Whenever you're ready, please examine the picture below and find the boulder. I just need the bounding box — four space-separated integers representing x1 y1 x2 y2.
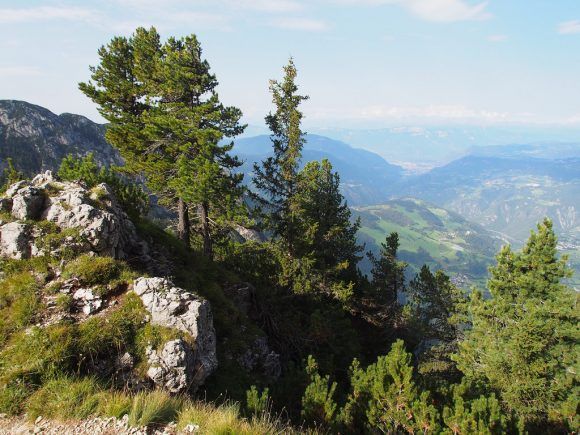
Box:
0 222 31 259
146 339 196 393
10 185 45 220
133 277 218 390
72 288 103 315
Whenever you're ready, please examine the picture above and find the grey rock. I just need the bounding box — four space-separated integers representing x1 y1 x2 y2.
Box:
146 339 195 393
10 185 45 220
0 176 149 261
232 225 264 243
134 277 218 389
0 222 31 259
72 288 103 315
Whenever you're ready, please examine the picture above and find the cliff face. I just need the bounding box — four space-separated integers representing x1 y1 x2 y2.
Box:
0 100 121 175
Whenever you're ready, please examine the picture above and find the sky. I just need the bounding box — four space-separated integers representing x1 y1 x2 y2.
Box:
1 0 579 128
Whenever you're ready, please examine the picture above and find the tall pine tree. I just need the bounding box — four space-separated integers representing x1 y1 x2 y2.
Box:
253 58 309 256
367 232 407 305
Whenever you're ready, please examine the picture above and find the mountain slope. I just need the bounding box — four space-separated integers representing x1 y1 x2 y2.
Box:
234 134 404 205
354 198 505 288
0 100 121 175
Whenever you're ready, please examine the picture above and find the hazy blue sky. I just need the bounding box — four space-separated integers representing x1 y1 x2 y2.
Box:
1 0 579 128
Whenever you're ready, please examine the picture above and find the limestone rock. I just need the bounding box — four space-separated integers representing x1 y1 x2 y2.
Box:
133 277 218 389
0 222 31 259
11 185 45 220
146 339 195 393
0 173 148 261
72 288 103 315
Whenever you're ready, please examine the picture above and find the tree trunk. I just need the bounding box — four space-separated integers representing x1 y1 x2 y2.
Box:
199 202 212 258
177 198 191 248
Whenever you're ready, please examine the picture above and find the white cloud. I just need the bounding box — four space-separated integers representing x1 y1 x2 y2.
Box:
329 0 490 22
270 17 329 31
0 6 95 24
558 20 580 34
307 104 539 124
487 34 507 42
0 66 42 77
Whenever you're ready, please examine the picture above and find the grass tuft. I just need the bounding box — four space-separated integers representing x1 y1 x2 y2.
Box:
128 390 184 427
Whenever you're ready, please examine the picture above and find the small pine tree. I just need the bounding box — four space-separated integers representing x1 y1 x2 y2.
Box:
367 232 407 305
341 340 439 433
301 355 338 428
406 265 467 387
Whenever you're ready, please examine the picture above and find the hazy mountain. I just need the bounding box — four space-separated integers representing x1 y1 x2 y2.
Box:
312 126 580 167
233 134 404 205
0 100 121 175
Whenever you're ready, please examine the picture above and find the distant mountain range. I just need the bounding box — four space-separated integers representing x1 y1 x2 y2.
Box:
233 134 403 205
310 125 580 166
2 100 578 288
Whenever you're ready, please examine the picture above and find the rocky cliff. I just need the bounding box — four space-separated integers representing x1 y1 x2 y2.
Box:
0 100 121 175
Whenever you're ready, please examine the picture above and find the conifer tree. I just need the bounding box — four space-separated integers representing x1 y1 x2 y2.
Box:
406 266 466 385
454 219 579 431
253 59 309 256
80 27 245 255
367 232 407 304
294 159 362 282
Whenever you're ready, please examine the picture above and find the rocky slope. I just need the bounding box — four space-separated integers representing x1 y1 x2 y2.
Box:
0 100 121 176
0 172 280 432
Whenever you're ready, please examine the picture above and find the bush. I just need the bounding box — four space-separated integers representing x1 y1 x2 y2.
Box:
301 355 337 428
246 385 270 417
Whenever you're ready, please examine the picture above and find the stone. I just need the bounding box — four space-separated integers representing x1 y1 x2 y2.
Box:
233 225 264 243
146 339 196 393
134 277 217 389
10 185 45 220
72 288 103 315
0 222 31 259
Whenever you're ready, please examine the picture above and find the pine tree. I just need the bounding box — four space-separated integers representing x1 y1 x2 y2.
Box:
454 219 579 431
367 232 407 305
79 27 245 254
341 340 439 433
253 59 309 256
406 266 467 386
294 159 362 283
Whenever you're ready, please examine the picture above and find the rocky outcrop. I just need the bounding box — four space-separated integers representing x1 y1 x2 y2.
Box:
0 222 31 259
133 277 218 392
0 171 148 261
146 339 195 394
